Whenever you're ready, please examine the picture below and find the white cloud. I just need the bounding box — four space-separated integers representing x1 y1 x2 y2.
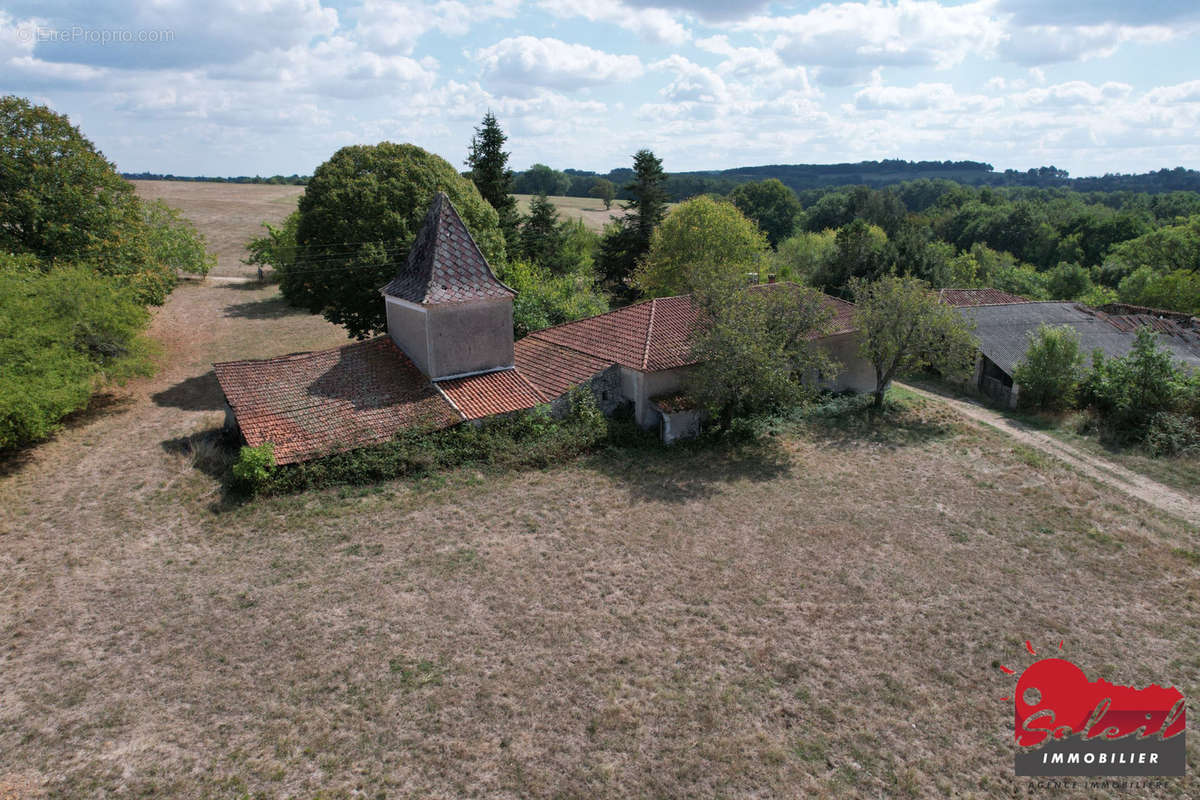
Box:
537 0 689 46
997 22 1177 65
1013 80 1133 108
739 0 1004 71
356 0 520 54
651 55 727 103
474 36 643 93
1144 80 1200 105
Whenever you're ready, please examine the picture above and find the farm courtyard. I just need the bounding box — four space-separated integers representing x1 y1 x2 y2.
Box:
1 185 1198 798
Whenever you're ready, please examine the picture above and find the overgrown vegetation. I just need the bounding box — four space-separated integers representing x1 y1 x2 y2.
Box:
244 388 613 495
1012 324 1085 412
0 95 210 450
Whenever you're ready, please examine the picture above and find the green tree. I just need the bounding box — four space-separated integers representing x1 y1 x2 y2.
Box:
1118 267 1200 314
589 178 616 210
0 257 154 449
1080 327 1188 437
634 196 768 297
515 163 571 196
811 219 889 294
1045 261 1092 300
466 111 519 248
245 210 299 278
287 142 504 339
0 95 207 305
729 178 802 247
599 149 668 296
520 194 563 269
851 275 977 407
770 230 837 283
688 268 837 430
1012 324 1085 411
497 258 608 338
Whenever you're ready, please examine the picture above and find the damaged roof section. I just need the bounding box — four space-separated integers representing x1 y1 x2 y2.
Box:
213 337 461 464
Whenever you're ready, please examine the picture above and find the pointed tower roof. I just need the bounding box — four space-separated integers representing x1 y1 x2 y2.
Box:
382 192 514 304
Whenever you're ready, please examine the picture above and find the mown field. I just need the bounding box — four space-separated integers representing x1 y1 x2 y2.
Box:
1 183 1198 799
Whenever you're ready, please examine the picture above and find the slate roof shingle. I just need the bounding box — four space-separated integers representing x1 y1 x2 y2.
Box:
213 337 461 465
954 302 1200 378
381 192 514 305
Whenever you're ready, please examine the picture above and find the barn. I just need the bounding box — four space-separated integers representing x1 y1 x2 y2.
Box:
215 193 877 463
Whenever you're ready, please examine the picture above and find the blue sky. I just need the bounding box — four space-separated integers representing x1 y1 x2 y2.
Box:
3 1 1199 177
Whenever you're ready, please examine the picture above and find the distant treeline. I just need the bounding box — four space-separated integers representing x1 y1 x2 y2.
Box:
123 172 309 185
126 161 1200 198
514 161 1200 202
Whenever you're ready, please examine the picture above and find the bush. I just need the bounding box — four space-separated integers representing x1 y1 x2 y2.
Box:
1145 412 1200 457
497 258 607 338
1012 324 1084 412
1079 327 1189 441
0 258 154 450
231 443 275 493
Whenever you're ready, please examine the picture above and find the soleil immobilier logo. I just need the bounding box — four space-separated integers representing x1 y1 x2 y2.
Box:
1002 642 1185 777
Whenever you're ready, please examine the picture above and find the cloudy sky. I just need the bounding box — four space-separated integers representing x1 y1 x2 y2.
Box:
3 1 1199 177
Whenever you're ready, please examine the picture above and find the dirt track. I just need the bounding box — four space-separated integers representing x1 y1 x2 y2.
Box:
900 382 1200 529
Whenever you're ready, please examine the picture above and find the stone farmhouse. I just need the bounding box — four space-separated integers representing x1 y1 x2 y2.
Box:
939 289 1200 408
214 193 875 464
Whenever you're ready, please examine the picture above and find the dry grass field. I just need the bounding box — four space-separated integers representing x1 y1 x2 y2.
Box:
131 180 304 278
515 194 631 233
2 183 1198 798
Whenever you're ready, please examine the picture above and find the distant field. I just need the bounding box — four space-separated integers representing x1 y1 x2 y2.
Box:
515 193 628 233
131 180 303 278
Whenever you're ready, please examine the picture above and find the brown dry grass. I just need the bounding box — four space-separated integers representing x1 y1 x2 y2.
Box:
131 180 304 278
1 278 1198 798
515 194 633 233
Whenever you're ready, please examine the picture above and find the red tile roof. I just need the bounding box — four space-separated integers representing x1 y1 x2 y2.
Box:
938 288 1029 307
513 337 613 400
381 192 514 305
213 337 461 465
437 368 545 420
527 285 857 373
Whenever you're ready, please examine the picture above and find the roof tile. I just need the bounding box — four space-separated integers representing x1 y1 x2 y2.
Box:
214 337 460 465
437 368 545 420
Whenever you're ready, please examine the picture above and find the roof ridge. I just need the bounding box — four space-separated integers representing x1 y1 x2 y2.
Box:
642 298 658 371
513 366 550 403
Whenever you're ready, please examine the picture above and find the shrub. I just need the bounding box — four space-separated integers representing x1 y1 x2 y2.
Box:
1012 324 1084 412
0 258 154 450
231 443 275 493
1079 327 1189 441
1144 412 1200 457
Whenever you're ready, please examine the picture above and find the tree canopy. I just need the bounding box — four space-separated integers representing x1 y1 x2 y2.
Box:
851 275 977 407
284 142 504 339
688 271 835 429
515 163 571 196
729 178 802 247
634 196 768 297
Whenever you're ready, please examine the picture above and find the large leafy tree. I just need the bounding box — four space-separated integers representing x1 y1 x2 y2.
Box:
634 196 768 297
729 178 802 247
466 111 519 247
851 275 977 407
588 178 616 210
0 95 210 305
688 267 836 430
286 143 504 339
599 149 668 296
